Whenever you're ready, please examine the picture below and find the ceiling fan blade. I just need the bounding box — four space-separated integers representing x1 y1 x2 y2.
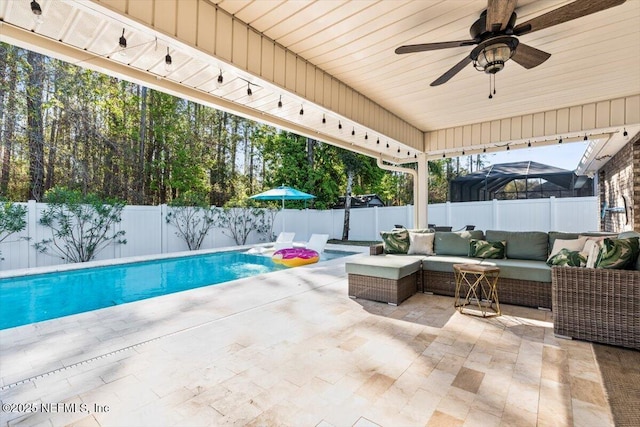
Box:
486 0 517 32
395 40 477 54
511 43 551 69
430 56 473 86
514 0 626 36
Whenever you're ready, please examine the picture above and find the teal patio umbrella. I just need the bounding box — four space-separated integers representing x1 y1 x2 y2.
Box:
250 185 316 231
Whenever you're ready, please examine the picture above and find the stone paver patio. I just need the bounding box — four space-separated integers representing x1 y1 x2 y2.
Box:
0 252 612 426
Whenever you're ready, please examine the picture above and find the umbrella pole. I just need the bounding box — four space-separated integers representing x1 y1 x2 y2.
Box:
282 197 285 232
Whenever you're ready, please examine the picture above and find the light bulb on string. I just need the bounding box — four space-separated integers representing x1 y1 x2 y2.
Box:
118 29 127 57
164 47 173 72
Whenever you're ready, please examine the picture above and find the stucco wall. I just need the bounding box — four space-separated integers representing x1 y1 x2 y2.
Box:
599 133 640 232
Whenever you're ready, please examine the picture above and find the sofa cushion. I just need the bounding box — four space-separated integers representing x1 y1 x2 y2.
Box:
595 237 640 270
469 239 506 259
434 230 484 256
380 229 410 254
345 255 422 280
408 231 435 255
486 230 548 261
423 255 551 282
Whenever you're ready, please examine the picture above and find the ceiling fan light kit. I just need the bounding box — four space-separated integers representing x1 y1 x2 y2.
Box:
394 0 627 96
474 42 513 74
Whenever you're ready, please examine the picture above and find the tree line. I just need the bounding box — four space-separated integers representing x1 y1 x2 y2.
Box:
0 43 481 211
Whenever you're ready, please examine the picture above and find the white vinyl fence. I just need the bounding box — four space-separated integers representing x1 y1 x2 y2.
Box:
2 197 598 271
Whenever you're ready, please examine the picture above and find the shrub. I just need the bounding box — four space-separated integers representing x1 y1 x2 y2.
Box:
34 188 126 263
166 193 220 251
217 207 275 246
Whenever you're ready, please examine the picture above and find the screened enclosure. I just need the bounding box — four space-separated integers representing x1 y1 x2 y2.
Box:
449 161 594 202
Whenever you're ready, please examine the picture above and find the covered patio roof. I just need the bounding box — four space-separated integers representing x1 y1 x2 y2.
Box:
1 0 639 226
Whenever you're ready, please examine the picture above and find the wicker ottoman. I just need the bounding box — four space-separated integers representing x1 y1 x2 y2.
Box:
345 256 421 305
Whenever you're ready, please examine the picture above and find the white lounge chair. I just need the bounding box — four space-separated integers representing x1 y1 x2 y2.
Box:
303 234 329 254
247 232 295 254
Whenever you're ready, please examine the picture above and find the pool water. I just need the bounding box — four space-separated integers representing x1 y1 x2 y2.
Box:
0 250 354 330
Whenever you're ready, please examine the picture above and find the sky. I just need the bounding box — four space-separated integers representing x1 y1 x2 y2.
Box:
481 141 589 171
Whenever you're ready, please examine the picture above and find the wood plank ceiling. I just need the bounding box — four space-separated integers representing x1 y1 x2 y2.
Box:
1 0 639 169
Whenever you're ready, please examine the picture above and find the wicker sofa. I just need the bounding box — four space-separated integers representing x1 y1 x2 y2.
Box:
349 228 640 349
367 230 568 309
552 230 640 350
347 230 640 350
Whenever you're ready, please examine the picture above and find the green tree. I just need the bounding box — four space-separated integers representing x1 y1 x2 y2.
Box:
34 188 126 263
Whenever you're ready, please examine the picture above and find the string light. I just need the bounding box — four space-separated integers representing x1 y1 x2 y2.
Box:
164 47 173 72
376 138 380 145
623 128 628 137
118 29 127 56
322 114 326 124
584 135 588 141
386 142 389 148
217 71 223 84
483 147 486 153
558 137 562 144
351 128 355 136
246 83 252 96
506 145 510 151
527 141 531 147
442 153 446 158
364 133 368 140
30 0 43 23
299 105 304 115
31 0 42 15
338 121 342 130
277 95 282 108
397 148 401 153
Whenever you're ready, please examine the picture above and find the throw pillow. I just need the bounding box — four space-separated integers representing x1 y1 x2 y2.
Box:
547 237 588 263
380 229 410 254
546 248 587 267
583 239 601 268
580 236 611 268
407 231 435 255
595 237 640 269
469 239 506 259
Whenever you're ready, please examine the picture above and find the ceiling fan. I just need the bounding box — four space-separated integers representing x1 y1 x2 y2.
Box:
395 0 627 91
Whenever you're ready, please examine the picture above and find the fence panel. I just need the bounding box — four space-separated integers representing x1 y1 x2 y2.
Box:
447 201 493 231
1 197 600 271
120 205 163 257
554 197 600 232
348 208 375 241
496 199 552 231
378 206 413 232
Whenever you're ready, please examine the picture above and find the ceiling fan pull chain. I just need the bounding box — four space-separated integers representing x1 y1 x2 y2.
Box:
493 73 497 96
489 74 493 99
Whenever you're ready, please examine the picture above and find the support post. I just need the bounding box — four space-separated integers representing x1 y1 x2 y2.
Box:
416 154 429 229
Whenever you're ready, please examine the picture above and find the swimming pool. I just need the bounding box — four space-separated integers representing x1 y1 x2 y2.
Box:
0 250 355 330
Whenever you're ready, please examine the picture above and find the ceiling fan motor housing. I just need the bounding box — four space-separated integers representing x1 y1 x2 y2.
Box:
470 36 519 74
470 11 517 39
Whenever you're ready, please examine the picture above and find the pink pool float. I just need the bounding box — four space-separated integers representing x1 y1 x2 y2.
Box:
272 248 320 267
